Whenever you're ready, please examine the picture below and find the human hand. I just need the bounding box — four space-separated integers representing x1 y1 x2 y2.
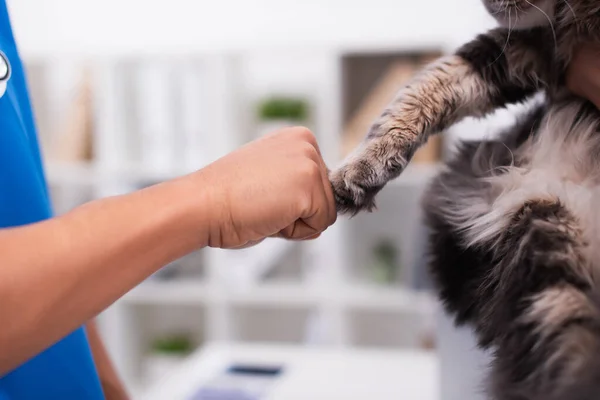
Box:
567 43 600 109
194 127 337 249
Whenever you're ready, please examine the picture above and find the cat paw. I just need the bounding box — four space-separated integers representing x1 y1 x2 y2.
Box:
331 121 411 215
329 161 385 215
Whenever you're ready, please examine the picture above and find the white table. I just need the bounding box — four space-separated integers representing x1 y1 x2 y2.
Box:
437 310 489 400
140 343 439 400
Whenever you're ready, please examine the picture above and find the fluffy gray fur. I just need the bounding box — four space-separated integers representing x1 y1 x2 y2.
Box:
330 1 600 399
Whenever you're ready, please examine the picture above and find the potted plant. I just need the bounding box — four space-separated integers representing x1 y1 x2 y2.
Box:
369 240 400 285
144 334 195 383
256 96 309 137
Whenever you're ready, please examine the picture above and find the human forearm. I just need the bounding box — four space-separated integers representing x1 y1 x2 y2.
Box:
87 320 129 400
0 176 207 374
0 127 335 375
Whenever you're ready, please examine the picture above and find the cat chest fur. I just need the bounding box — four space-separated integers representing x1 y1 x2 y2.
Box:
447 101 600 265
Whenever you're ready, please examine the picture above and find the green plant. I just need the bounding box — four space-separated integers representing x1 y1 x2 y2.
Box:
370 240 399 284
374 241 396 264
150 335 194 355
258 97 309 122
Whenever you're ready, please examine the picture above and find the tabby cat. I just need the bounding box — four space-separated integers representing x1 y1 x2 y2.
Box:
330 1 600 399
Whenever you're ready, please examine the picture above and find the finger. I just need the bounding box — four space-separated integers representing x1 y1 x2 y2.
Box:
231 238 266 249
303 233 321 241
277 220 320 240
318 160 337 226
313 165 333 228
294 127 319 151
302 133 337 226
317 167 336 227
272 231 321 241
301 173 333 234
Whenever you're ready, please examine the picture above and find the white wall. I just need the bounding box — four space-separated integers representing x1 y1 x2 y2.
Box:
7 0 497 57
7 0 500 151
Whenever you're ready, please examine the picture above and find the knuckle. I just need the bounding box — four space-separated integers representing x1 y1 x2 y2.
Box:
304 160 322 180
297 161 322 191
294 126 317 144
297 192 313 213
299 142 319 160
331 216 338 226
329 208 338 225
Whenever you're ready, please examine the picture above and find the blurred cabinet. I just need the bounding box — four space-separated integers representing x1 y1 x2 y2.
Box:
24 47 445 396
340 51 443 162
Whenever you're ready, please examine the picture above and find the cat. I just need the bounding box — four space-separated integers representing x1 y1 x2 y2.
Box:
329 1 600 399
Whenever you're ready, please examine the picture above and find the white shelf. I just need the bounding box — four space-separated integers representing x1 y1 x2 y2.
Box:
344 284 435 314
123 280 211 305
217 239 300 288
121 279 435 314
44 161 98 186
226 283 320 307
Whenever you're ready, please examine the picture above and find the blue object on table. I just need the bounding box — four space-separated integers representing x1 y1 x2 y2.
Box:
188 364 284 400
190 388 260 400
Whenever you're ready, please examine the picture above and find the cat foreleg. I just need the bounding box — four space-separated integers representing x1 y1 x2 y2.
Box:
330 28 551 214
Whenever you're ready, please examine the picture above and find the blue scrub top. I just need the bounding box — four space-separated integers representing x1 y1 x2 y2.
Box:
0 2 105 399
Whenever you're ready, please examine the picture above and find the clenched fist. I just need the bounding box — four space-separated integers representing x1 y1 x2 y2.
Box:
193 127 337 249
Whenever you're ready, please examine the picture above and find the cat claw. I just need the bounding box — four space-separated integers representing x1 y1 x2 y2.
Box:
329 166 379 215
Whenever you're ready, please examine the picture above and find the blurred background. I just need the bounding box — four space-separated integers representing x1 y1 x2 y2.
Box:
6 0 518 399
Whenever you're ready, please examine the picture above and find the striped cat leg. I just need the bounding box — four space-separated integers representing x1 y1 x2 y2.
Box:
477 201 600 400
423 104 546 323
330 27 551 214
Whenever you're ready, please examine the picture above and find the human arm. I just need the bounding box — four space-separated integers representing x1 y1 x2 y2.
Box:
567 43 600 109
86 320 129 400
0 127 336 374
